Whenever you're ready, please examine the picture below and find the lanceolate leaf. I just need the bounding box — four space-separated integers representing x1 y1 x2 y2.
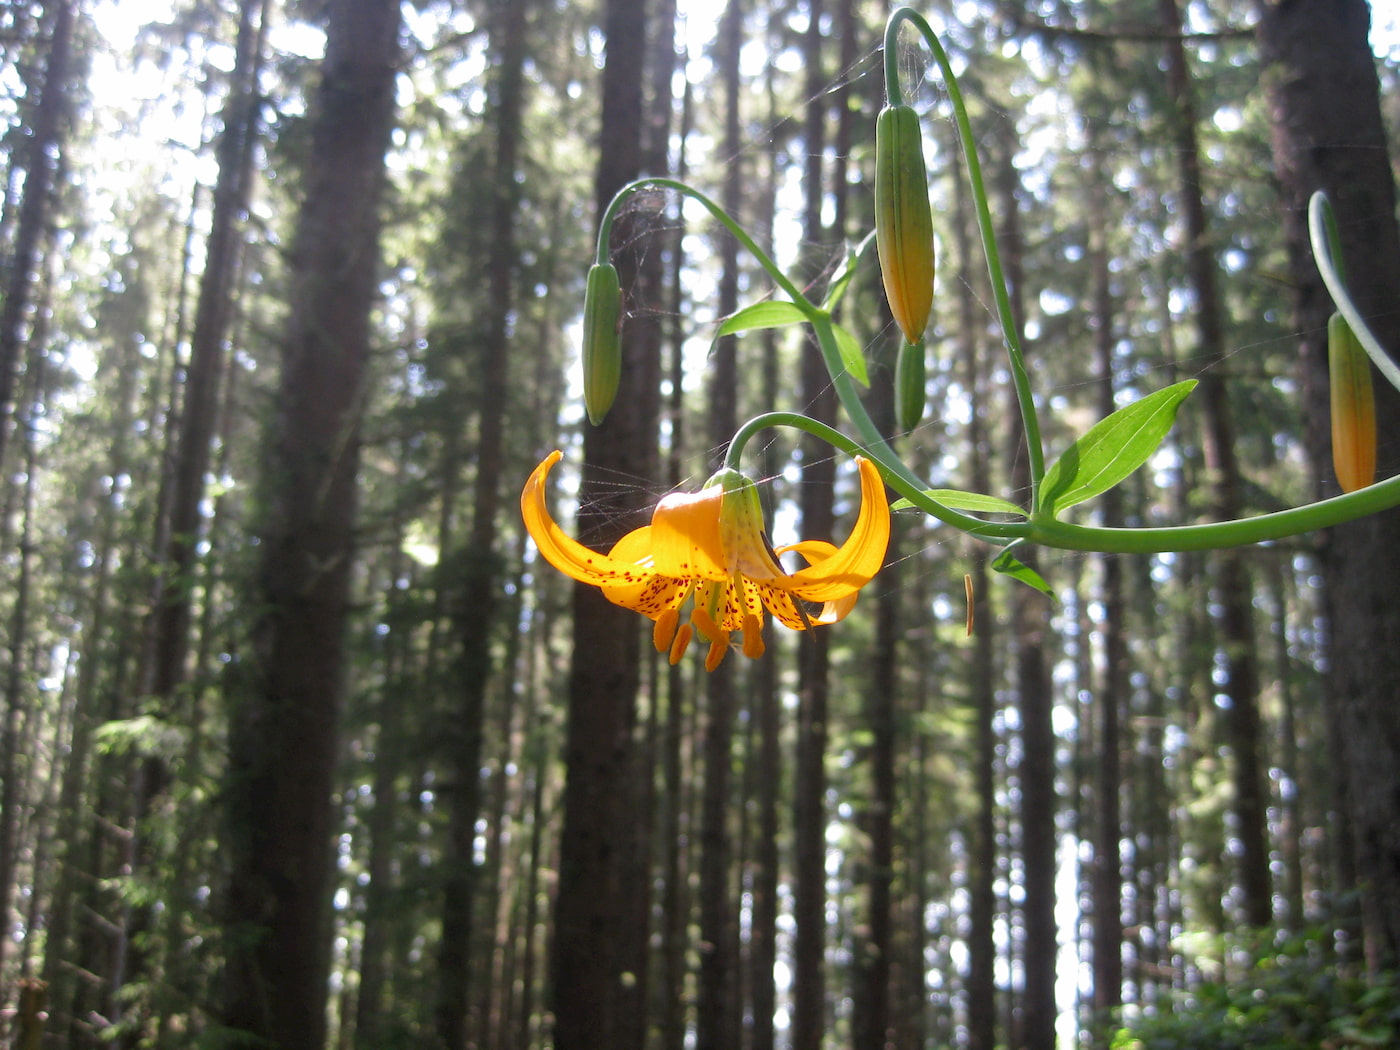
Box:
991 545 1054 597
715 299 808 338
820 238 864 313
892 488 1027 517
715 301 870 386
831 322 870 387
1038 379 1197 518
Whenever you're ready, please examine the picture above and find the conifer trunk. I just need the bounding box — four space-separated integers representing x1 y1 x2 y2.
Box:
695 1 741 1046
952 109 999 1050
549 0 654 1045
1258 0 1400 969
995 123 1057 1050
0 350 46 987
792 3 833 1046
1087 150 1125 1037
221 1 401 1044
1158 0 1272 930
433 2 530 1044
0 0 73 475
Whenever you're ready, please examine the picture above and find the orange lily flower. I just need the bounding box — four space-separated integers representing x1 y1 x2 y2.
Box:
521 451 891 670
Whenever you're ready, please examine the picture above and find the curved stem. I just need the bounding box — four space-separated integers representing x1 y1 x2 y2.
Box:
726 410 1028 541
1309 191 1400 392
882 17 906 107
1028 470 1400 552
883 7 1045 497
728 402 1400 555
597 176 814 311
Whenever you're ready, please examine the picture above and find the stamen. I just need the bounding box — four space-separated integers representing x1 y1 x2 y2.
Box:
669 623 693 665
742 613 765 659
653 606 680 653
692 604 726 645
705 638 728 672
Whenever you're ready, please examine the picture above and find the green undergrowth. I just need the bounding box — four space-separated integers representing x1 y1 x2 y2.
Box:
1112 927 1400 1050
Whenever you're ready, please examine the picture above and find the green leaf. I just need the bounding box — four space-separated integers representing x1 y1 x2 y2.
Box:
819 230 876 313
715 299 808 338
1037 379 1197 518
831 322 870 387
715 299 868 385
991 546 1054 597
820 243 860 313
892 489 1027 517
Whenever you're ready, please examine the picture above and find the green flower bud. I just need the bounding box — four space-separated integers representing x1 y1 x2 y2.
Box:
1328 311 1376 493
895 339 926 432
582 262 622 426
875 104 935 346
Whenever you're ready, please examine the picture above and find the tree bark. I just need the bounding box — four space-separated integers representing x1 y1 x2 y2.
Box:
951 105 999 1050
221 1 401 1045
995 123 1057 1050
0 349 47 990
747 89 784 1050
145 0 267 713
549 0 654 1045
1257 0 1400 970
856 416 898 1050
1158 0 1272 930
695 2 741 1047
1087 148 1125 1039
432 3 530 1045
0 0 73 475
792 3 833 1047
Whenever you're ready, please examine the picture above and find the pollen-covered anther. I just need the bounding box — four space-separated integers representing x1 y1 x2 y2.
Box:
653 607 680 653
705 638 729 672
669 623 693 665
742 613 765 659
692 605 726 646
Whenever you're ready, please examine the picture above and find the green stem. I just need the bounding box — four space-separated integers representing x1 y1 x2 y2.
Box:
883 6 1045 497
726 410 1026 541
1028 471 1400 552
1309 191 1400 392
596 176 812 309
728 403 1400 554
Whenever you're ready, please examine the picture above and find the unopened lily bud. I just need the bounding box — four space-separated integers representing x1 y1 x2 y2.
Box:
1328 311 1376 492
895 339 926 432
582 261 622 425
875 104 935 346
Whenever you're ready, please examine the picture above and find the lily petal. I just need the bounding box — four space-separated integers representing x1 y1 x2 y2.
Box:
522 451 659 589
649 488 729 581
766 541 861 627
783 457 889 601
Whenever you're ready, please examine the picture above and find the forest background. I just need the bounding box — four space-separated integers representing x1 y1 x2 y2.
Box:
1 0 1399 1047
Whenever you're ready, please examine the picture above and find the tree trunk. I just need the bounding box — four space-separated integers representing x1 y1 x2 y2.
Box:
1087 149 1125 1039
951 106 999 1050
695 2 741 1046
221 1 401 1045
792 3 833 1047
1257 0 1400 969
433 3 530 1045
549 0 654 1044
1158 0 1272 930
856 486 898 1050
995 123 1057 1050
747 98 783 1050
116 4 269 1029
0 349 47 989
0 0 73 475
353 543 414 1049
145 0 266 714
